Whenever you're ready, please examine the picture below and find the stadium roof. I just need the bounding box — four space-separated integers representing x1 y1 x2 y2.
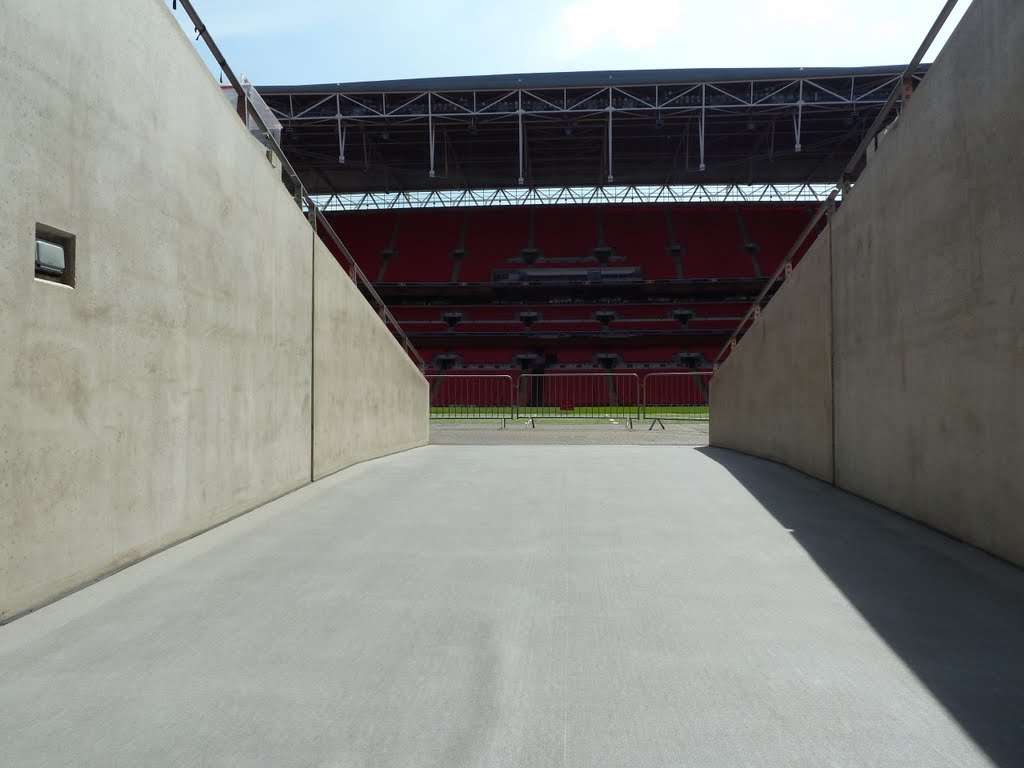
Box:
259 65 923 198
257 65 914 95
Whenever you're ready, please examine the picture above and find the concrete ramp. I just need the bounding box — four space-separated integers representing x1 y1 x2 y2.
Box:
2 446 1022 767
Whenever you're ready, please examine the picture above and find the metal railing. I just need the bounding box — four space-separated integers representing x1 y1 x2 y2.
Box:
642 372 712 423
713 0 965 367
315 182 839 211
516 373 641 423
427 375 515 422
170 0 425 370
424 372 718 429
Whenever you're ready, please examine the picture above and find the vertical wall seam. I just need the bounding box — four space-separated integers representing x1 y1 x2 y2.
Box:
828 214 838 487
310 219 316 483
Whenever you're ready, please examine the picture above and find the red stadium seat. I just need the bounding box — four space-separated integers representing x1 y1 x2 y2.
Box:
332 204 815 373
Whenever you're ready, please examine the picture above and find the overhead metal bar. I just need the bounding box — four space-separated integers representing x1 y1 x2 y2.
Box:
273 77 900 121
841 0 962 188
311 182 838 211
714 0 965 365
170 0 426 370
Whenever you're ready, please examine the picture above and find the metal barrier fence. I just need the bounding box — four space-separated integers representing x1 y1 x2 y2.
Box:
642 372 712 426
427 375 515 422
516 373 641 423
427 372 715 428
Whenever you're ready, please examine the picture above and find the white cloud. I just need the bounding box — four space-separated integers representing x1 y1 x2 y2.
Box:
165 0 977 84
752 0 849 26
560 0 688 57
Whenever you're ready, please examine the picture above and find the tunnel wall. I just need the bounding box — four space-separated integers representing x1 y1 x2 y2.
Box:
711 0 1024 566
312 239 429 480
709 232 834 484
0 0 427 621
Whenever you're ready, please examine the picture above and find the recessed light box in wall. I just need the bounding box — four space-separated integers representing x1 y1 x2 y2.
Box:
35 224 75 288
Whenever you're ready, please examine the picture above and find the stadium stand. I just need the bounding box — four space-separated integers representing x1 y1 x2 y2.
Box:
603 206 677 278
325 203 815 373
671 206 752 278
460 207 530 281
532 207 599 263
332 211 394 280
741 206 821 274
386 209 463 282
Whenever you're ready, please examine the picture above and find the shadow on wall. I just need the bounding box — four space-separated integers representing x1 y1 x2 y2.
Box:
697 447 1024 768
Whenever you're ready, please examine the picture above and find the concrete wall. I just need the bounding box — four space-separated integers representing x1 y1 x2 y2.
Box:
830 0 1024 564
710 232 834 483
711 0 1024 566
313 240 429 480
0 0 427 621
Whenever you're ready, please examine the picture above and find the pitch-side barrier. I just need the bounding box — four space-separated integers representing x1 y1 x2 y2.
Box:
427 374 515 425
641 372 712 430
427 372 713 429
516 373 641 428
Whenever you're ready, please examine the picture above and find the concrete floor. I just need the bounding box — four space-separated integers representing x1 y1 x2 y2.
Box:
430 420 710 446
2 445 1022 767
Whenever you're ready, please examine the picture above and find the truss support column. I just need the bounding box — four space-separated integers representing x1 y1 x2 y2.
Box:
428 93 436 179
517 104 525 185
794 80 803 152
337 125 346 164
607 106 614 184
699 84 706 172
516 114 524 185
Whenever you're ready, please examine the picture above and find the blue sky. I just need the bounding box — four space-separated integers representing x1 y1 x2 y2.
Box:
168 0 972 85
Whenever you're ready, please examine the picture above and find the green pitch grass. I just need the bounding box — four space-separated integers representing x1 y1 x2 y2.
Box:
430 405 708 421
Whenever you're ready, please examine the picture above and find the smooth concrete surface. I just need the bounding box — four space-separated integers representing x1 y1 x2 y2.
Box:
0 0 311 620
710 232 834 483
313 239 428 480
0 0 428 620
430 421 710 445
829 0 1024 565
2 446 1022 767
707 0 1024 565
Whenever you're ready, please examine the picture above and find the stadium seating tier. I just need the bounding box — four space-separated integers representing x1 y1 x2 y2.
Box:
326 204 816 372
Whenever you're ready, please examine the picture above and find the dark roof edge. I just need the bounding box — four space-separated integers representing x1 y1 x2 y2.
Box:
257 65 924 95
